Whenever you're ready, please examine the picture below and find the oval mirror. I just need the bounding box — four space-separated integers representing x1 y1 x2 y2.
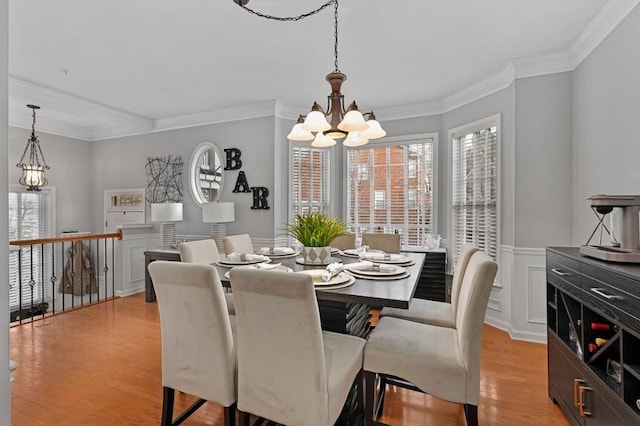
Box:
188 141 224 206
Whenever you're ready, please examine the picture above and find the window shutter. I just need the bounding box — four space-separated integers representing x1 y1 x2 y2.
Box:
452 126 498 262
290 146 330 217
9 189 53 309
346 139 434 247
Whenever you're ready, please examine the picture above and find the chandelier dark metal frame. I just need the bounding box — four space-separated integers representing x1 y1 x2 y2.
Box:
233 0 386 147
17 104 50 191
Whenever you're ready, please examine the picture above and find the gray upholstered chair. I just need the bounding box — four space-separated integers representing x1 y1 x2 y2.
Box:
179 239 235 315
148 261 237 426
330 232 356 250
223 234 254 255
229 268 365 426
379 243 480 327
361 232 401 253
363 251 498 426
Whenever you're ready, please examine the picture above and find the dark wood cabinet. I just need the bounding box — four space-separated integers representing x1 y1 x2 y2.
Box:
547 247 640 425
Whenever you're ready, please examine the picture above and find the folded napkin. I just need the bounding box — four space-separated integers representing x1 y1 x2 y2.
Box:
345 261 396 273
322 262 344 282
253 262 281 270
227 253 269 262
360 252 405 262
259 246 296 255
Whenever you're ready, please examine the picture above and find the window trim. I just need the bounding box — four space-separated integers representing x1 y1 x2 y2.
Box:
342 132 439 248
447 114 501 283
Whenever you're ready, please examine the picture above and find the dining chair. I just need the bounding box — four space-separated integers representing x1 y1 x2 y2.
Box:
223 234 254 255
361 232 401 253
179 239 235 315
229 268 366 426
363 251 498 426
379 243 480 327
330 232 356 250
148 261 237 426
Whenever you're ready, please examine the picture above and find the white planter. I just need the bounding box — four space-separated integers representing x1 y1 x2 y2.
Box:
302 246 332 265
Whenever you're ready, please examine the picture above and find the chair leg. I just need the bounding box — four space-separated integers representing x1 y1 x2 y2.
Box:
161 387 175 426
364 371 377 426
463 404 478 426
224 403 236 426
375 374 387 419
238 410 250 426
356 369 365 422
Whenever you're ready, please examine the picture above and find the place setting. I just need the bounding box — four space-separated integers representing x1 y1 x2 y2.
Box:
358 251 414 266
296 262 355 290
223 262 292 279
217 252 271 267
257 246 301 259
343 260 411 281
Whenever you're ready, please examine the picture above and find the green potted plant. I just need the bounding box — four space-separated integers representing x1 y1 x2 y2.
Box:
284 212 347 265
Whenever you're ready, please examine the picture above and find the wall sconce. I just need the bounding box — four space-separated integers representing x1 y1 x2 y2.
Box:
202 201 235 251
151 202 183 249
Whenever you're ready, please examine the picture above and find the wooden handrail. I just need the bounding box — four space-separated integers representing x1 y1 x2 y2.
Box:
9 229 123 246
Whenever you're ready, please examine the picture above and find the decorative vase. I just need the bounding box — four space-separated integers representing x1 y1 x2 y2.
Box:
301 246 332 265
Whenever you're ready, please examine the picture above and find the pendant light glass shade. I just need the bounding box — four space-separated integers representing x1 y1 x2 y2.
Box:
302 110 331 132
361 118 387 139
338 109 368 132
311 132 336 148
287 123 314 141
17 104 50 191
342 131 369 147
19 164 47 189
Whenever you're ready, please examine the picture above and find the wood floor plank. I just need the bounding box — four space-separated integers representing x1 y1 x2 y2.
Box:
10 293 569 425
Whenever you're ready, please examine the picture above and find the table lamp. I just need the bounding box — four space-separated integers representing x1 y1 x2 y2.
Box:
202 201 235 251
151 202 183 249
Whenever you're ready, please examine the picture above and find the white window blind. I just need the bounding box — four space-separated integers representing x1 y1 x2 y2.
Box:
346 139 435 247
9 188 54 309
290 146 330 217
451 124 498 262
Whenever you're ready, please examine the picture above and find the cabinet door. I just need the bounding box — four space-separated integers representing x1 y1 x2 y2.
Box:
582 385 625 426
549 334 583 425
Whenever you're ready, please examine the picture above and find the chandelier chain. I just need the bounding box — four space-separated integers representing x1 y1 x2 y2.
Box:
333 0 339 72
237 0 335 22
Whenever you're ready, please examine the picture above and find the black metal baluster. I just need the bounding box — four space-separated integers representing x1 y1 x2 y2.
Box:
96 238 101 302
18 249 23 324
28 245 36 323
61 241 66 312
70 241 75 309
79 241 84 307
50 241 57 315
111 237 115 298
103 238 109 299
40 243 45 319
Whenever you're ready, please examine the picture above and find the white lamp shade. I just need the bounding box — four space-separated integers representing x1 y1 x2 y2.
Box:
151 203 183 222
311 132 336 148
338 109 368 132
361 119 386 139
202 201 235 223
301 110 331 132
287 123 314 141
342 131 369 147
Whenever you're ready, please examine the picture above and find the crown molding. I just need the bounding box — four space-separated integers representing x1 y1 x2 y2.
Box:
441 64 515 113
570 0 640 68
375 100 442 121
154 100 278 132
511 51 574 79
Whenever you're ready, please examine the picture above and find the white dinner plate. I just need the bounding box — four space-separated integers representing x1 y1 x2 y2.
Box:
296 269 352 286
346 269 411 281
295 256 342 266
344 264 406 277
217 256 271 266
224 264 292 279
260 250 300 259
358 253 412 264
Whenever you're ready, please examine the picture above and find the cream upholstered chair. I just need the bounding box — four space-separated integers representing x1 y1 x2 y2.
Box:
229 268 365 426
361 232 401 253
223 234 254 255
363 251 498 426
179 239 235 315
330 232 356 250
147 261 237 426
379 243 480 327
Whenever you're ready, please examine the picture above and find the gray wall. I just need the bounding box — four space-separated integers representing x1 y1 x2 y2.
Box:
514 73 573 247
8 127 93 234
91 116 276 238
572 4 640 245
1 0 10 421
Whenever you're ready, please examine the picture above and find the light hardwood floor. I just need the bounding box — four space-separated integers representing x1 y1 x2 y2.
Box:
10 293 569 425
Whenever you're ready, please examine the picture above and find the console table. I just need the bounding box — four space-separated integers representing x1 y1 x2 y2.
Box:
144 249 180 302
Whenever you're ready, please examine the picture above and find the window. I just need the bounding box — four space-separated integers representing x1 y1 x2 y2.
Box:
290 145 330 217
450 116 499 263
346 136 435 247
8 186 55 309
357 164 369 181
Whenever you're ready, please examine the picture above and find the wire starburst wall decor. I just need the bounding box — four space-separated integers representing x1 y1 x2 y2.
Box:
145 155 184 203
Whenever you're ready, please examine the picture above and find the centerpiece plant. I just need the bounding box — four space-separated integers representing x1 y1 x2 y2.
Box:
285 212 347 265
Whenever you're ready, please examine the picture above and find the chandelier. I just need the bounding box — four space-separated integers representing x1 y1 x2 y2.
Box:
234 0 386 147
17 104 50 191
